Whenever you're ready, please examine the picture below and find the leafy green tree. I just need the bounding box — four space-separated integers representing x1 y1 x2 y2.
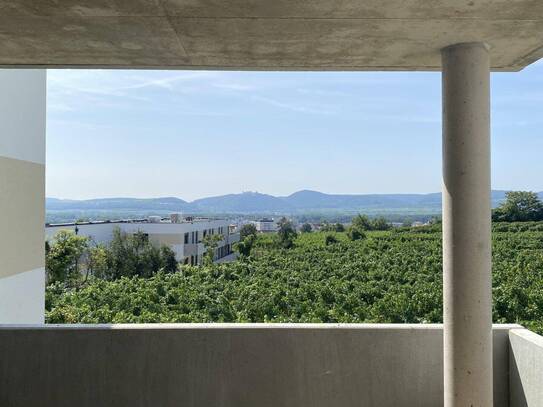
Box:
300 223 313 233
351 214 372 231
493 191 543 222
346 214 371 240
45 230 90 283
106 228 177 279
235 223 259 257
235 234 256 256
108 229 141 278
202 233 223 265
324 234 338 245
46 227 179 284
239 223 258 240
347 226 366 241
334 223 345 232
371 217 390 231
86 244 109 280
276 217 297 249
159 246 178 273
321 222 345 232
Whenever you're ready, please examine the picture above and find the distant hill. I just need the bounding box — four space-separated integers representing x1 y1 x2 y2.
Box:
46 190 542 215
191 192 290 213
281 190 443 210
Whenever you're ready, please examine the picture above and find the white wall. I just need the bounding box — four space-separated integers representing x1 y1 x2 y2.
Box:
0 70 46 164
46 220 232 243
46 223 117 243
0 268 45 324
46 219 232 262
0 69 46 324
509 328 543 406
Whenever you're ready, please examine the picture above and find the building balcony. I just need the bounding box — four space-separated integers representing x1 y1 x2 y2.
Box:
0 324 541 407
227 232 241 245
184 233 239 258
3 2 543 405
183 242 205 257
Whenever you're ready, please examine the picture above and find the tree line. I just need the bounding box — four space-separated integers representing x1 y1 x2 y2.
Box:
46 226 230 285
46 228 178 284
492 191 543 222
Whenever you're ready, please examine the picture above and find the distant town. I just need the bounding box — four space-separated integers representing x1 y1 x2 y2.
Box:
44 188 529 268
46 189 534 226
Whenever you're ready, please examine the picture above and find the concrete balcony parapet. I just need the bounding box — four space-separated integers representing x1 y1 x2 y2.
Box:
1 323 537 407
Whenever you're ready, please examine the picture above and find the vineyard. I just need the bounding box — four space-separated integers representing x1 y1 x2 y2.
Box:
46 223 543 333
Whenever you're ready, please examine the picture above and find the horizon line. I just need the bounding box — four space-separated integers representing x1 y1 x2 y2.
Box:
46 188 538 203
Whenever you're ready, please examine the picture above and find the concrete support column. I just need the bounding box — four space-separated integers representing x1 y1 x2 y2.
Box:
442 43 492 407
0 70 46 324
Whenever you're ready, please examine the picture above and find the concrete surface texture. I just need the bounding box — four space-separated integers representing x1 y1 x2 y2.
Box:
441 43 493 407
0 324 522 407
1 0 543 70
509 329 543 407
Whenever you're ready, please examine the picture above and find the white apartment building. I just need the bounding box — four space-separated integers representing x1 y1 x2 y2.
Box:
46 215 240 266
253 218 277 233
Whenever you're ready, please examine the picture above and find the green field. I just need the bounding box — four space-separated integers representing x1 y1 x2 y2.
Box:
46 223 543 333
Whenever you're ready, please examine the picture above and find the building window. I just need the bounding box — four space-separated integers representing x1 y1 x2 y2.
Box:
184 233 189 244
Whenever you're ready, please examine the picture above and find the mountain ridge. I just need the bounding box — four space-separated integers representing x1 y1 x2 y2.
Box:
46 190 540 214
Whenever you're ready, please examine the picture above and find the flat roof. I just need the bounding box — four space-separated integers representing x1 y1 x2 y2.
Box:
1 0 543 71
45 217 226 227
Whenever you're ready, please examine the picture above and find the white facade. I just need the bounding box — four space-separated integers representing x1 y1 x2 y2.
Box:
254 218 277 233
46 217 240 266
0 70 46 324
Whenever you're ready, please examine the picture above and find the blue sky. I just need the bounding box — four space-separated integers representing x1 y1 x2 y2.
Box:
47 60 543 201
